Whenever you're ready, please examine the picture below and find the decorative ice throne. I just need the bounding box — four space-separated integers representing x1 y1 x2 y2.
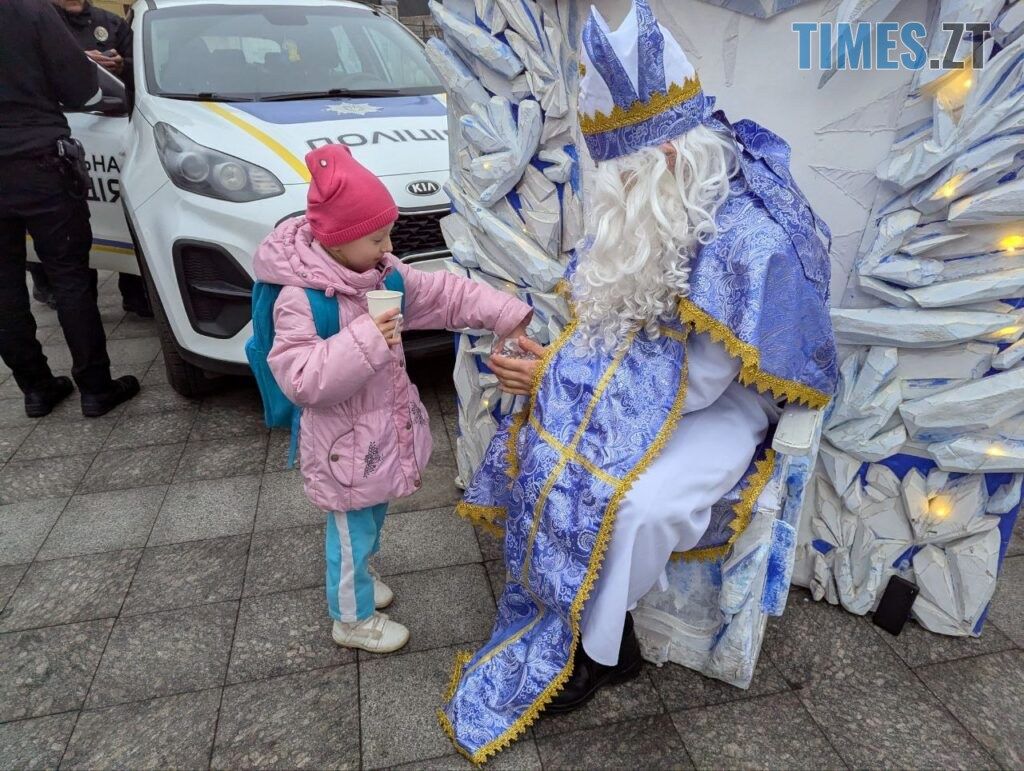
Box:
428 0 828 688
633 406 823 687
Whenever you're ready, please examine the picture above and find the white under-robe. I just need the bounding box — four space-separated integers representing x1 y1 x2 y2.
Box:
580 331 776 665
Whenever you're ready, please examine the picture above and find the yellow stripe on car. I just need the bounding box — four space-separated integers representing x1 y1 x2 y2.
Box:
202 102 311 183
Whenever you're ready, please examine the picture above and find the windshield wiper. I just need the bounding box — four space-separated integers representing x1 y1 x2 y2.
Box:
258 88 401 102
158 92 255 102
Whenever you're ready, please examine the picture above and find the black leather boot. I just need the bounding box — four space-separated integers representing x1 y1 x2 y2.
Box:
24 376 74 418
81 375 140 417
547 612 643 714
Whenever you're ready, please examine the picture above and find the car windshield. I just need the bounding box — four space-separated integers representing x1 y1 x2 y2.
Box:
143 5 442 100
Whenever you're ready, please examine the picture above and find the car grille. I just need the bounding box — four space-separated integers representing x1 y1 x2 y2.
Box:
392 209 448 260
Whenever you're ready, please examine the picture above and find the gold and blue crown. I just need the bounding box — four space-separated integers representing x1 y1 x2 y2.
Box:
579 0 711 162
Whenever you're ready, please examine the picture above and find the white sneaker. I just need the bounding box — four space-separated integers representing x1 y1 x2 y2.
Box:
332 612 409 653
369 565 394 609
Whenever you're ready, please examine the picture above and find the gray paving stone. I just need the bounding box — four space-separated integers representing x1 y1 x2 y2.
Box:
243 525 323 597
14 419 114 461
535 714 692 770
389 457 462 515
797 666 995 770
0 498 67 565
106 316 158 341
62 688 221 771
476 525 504 562
0 619 112 721
174 435 268 482
227 586 354 684
254 470 322 532
123 535 249 616
534 664 665 738
988 555 1024 646
388 738 543 771
484 559 506 601
650 653 790 712
379 564 494 654
148 475 260 546
191 391 267 441
671 691 841 770
360 645 473 768
104 337 162 365
0 549 139 632
1007 513 1023 557
103 409 195 450
434 380 457 416
0 455 93 504
0 712 77 770
872 613 1015 668
37 487 166 560
0 563 28 612
123 385 200 416
917 650 1024 769
141 358 169 386
77 444 184 494
763 588 906 686
263 429 293 473
375 507 482 577
0 425 33 464
87 602 236 709
0 397 37 428
213 665 360 770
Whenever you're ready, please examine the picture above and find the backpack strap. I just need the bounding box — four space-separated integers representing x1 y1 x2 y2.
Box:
384 268 406 314
304 288 341 339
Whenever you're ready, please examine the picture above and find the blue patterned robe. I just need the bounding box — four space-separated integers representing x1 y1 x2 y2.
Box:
440 114 837 763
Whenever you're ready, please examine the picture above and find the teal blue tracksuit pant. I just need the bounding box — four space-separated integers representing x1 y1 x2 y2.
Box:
325 504 388 623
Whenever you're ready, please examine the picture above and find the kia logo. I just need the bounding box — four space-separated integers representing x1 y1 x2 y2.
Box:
406 180 440 196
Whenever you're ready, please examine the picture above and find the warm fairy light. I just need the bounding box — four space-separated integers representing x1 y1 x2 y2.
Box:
999 235 1024 252
986 445 1007 457
929 496 952 519
936 174 965 199
932 66 975 111
994 325 1023 339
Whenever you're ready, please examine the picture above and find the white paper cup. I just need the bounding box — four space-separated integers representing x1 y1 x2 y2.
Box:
366 289 403 319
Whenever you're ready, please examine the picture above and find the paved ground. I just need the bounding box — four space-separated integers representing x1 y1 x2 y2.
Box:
1 271 1023 769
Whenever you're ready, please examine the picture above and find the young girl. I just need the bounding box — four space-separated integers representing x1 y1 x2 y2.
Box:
254 145 533 653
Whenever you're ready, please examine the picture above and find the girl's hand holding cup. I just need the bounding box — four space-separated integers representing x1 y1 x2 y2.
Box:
373 308 402 346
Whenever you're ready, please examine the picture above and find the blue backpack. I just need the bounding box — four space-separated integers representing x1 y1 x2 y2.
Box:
246 271 406 467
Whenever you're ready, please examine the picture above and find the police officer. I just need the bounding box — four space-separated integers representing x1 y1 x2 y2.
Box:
27 0 153 317
0 0 140 418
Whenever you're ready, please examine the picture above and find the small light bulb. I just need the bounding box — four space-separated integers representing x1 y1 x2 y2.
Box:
929 496 951 519
986 445 1007 457
999 235 1024 252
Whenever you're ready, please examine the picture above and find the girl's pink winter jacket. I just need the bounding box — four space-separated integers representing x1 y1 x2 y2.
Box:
253 217 532 513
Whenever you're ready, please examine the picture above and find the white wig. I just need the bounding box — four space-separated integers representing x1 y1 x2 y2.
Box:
572 123 740 352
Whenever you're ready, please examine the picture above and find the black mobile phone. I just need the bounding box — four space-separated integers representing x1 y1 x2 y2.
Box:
872 575 919 636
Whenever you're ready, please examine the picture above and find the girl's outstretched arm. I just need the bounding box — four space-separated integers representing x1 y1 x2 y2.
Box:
395 261 533 338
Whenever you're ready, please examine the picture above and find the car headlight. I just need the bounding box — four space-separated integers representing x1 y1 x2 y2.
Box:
154 122 284 202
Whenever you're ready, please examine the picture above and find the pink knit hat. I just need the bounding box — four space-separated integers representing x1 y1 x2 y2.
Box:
305 145 398 247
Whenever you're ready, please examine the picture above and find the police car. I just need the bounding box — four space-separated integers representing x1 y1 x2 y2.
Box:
60 0 451 396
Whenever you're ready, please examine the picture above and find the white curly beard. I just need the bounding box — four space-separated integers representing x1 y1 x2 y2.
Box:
572 124 740 353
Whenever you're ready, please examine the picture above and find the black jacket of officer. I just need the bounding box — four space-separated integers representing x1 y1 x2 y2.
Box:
57 1 133 94
0 0 99 157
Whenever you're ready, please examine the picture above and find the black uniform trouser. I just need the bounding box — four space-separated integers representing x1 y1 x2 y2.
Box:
27 263 148 306
0 153 112 394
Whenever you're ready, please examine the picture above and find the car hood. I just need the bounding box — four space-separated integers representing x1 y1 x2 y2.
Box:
140 93 450 185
